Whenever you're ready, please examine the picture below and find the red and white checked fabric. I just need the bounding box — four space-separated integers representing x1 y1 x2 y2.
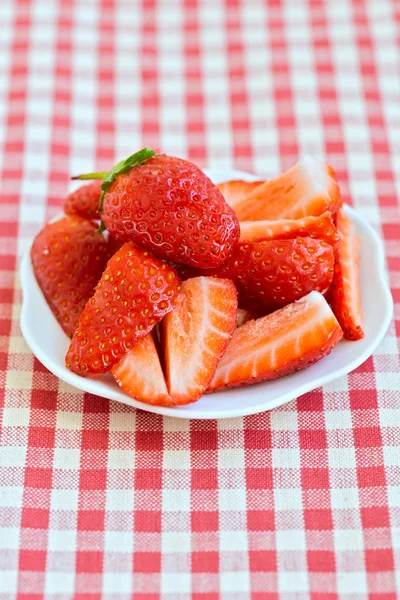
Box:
0 0 399 598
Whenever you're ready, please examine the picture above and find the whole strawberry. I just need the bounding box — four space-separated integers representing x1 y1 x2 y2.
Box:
64 180 102 220
31 216 109 337
174 237 335 314
217 237 335 312
65 242 181 376
73 149 240 268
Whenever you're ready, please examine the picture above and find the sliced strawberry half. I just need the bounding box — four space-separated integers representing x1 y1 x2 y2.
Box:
208 291 343 391
162 277 238 404
217 179 264 208
233 157 342 221
66 243 181 376
330 209 364 340
239 212 339 245
111 333 172 406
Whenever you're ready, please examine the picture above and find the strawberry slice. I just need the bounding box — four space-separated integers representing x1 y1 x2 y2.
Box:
64 180 102 220
162 277 238 404
240 212 339 245
208 291 343 391
217 179 264 208
236 308 255 328
31 216 109 337
330 209 364 340
111 333 172 406
233 157 342 221
204 237 334 313
66 243 180 376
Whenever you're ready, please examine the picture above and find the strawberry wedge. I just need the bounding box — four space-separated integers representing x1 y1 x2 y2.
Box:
330 209 364 340
233 157 342 221
217 179 264 208
111 334 172 406
239 212 339 245
162 277 238 404
208 291 343 391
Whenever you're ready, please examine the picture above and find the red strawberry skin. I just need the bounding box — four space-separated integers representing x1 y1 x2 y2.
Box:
175 238 335 313
101 155 240 269
31 216 109 337
107 234 125 258
66 243 180 376
217 238 334 312
64 180 102 220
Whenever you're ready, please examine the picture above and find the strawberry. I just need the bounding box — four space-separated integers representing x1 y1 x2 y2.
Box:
31 216 109 337
162 277 238 404
175 237 335 313
233 157 342 221
107 234 124 258
111 333 172 406
217 179 264 208
74 149 240 269
64 180 102 220
330 209 364 340
65 243 180 376
239 212 339 245
208 291 343 391
236 308 255 327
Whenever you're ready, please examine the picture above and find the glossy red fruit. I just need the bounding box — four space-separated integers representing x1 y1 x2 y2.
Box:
111 333 173 406
208 291 343 391
64 180 102 220
162 277 238 404
101 155 240 268
31 216 109 337
330 209 364 340
66 243 181 376
107 234 124 258
173 237 335 314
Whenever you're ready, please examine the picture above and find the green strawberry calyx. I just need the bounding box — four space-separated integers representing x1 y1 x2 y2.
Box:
71 147 156 231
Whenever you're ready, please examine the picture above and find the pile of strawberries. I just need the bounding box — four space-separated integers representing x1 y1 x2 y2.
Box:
31 149 363 406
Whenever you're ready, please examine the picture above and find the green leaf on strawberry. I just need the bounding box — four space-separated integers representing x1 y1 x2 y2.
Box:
71 147 156 230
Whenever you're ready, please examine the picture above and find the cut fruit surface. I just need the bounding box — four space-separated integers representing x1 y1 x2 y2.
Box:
217 179 264 208
239 212 339 245
208 291 343 391
163 277 238 404
330 209 364 340
236 308 255 328
111 334 172 406
233 157 342 221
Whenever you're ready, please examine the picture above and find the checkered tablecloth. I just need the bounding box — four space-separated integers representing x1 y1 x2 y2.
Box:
1 0 400 597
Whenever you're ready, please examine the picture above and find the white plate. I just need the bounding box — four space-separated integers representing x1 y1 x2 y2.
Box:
20 168 393 419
